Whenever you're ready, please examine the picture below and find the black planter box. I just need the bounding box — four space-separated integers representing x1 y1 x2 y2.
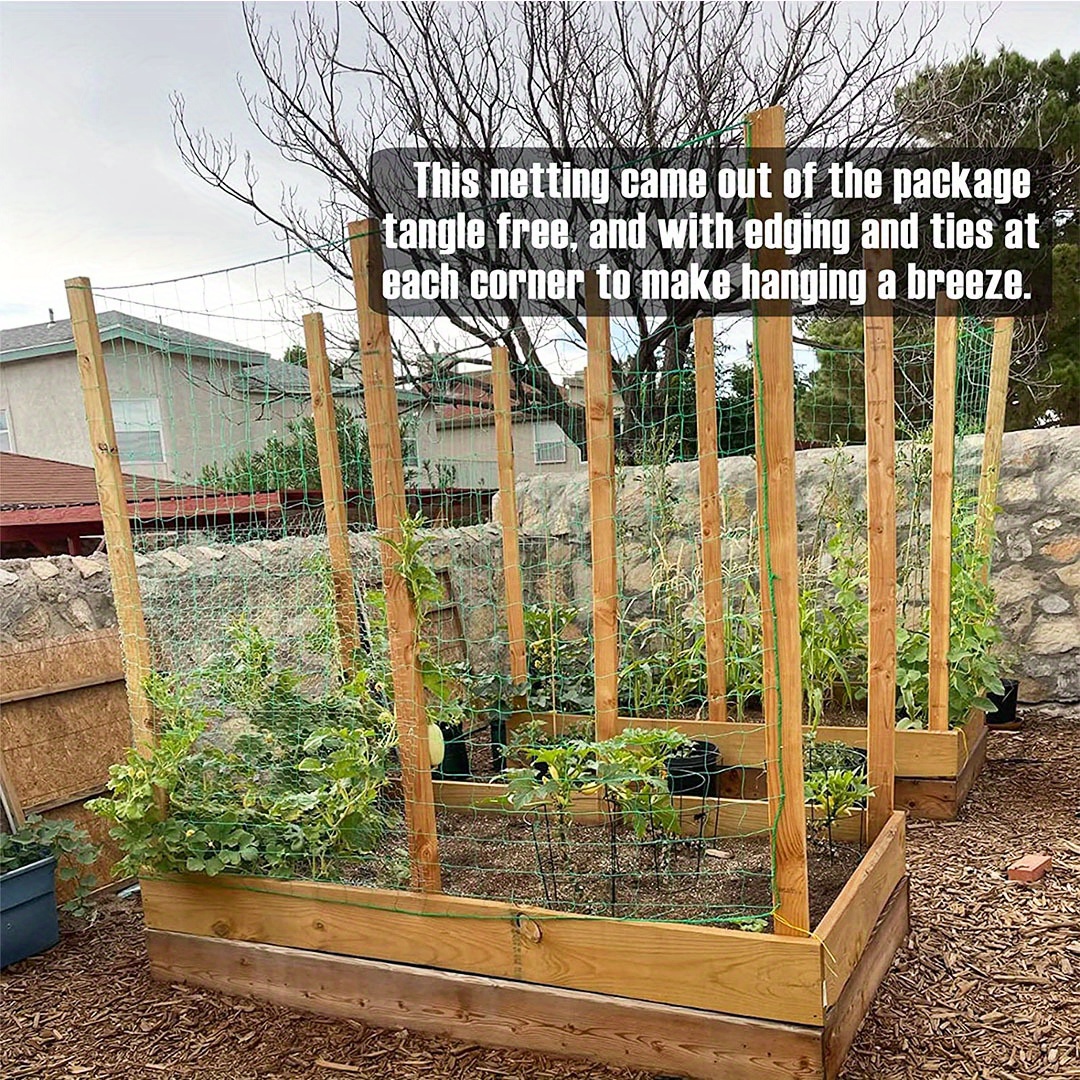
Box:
1 854 59 968
986 679 1020 727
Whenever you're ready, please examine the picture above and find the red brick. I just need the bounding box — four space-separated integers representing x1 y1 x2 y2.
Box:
1007 854 1052 883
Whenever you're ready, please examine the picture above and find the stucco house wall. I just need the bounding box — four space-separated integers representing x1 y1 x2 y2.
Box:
0 330 362 485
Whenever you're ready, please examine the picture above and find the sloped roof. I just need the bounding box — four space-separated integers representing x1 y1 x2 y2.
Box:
0 451 281 528
0 451 204 510
233 356 363 398
0 311 269 365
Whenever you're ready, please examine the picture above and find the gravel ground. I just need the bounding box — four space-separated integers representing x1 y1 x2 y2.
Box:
2 706 1077 1080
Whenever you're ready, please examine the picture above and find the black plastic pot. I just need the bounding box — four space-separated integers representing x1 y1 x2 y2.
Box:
1 854 59 968
987 679 1020 727
433 725 471 780
489 713 507 775
667 740 722 799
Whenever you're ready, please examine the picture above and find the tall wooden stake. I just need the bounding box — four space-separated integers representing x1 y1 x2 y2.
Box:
928 294 959 733
304 311 362 678
694 316 728 724
66 277 156 760
863 251 896 840
584 271 619 742
975 317 1015 572
491 345 528 691
747 106 810 936
348 220 441 892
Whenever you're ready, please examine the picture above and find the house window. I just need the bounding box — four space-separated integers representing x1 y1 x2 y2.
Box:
113 397 165 463
0 410 11 452
402 430 419 467
533 436 567 465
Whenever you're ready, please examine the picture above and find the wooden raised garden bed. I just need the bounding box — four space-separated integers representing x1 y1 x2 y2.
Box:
141 809 907 1080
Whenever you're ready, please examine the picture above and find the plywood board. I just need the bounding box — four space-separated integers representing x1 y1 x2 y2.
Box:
0 629 122 701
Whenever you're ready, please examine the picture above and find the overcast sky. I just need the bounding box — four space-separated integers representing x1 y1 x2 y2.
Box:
1 0 1075 363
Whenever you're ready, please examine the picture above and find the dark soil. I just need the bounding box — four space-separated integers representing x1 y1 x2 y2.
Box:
433 809 861 928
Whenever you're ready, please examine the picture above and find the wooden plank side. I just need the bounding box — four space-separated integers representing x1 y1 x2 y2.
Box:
491 345 528 688
975 317 1015 566
0 628 122 701
816 811 906 1004
893 725 985 821
747 105 810 936
348 219 440 893
146 932 826 1080
694 316 728 724
863 249 897 840
822 879 910 1080
140 874 825 1024
958 709 986 766
928 294 959 732
303 311 362 677
433 780 607 825
66 278 156 757
955 724 988 807
584 272 619 742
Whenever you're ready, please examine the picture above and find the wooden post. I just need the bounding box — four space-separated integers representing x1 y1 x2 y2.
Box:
863 251 896 840
975 317 1015 570
928 294 959 733
747 106 810 936
304 312 363 679
66 277 156 759
491 346 528 691
584 271 619 742
347 220 441 892
694 316 728 724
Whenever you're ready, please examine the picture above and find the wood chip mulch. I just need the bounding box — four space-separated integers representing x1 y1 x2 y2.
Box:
2 706 1078 1079
843 705 1080 1080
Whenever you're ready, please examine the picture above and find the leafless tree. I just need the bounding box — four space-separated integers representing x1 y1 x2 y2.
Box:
175 1 1001 455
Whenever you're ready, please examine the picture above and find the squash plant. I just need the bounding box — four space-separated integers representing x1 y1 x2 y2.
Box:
504 728 693 909
89 624 398 883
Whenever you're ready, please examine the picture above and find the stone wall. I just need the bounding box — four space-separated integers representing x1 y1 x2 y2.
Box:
0 526 526 680
2 426 1077 703
511 426 1080 704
